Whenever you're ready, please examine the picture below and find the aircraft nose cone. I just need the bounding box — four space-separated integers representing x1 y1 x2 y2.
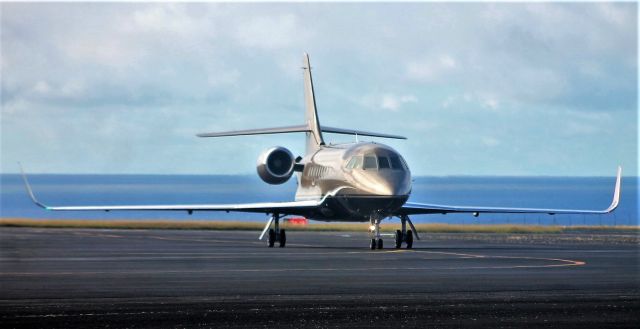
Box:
377 181 399 196
359 171 411 196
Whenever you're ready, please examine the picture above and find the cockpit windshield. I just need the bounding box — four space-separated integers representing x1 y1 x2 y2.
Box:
346 154 406 171
363 156 377 170
346 156 363 169
378 157 390 169
389 156 404 170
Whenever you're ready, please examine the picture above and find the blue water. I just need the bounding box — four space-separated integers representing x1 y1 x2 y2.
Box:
1 174 637 225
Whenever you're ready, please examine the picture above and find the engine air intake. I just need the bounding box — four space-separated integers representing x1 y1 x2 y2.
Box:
257 146 295 184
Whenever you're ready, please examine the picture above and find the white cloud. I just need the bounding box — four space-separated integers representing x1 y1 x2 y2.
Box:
406 55 458 81
1 2 635 175
207 69 241 88
234 14 303 50
565 121 601 136
561 110 613 137
480 95 500 111
130 4 199 34
441 96 455 109
440 92 500 111
59 80 87 98
381 94 417 111
32 81 51 95
596 2 634 29
481 136 501 147
357 93 418 112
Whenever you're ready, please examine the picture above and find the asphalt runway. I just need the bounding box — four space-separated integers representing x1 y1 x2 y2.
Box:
1 227 638 328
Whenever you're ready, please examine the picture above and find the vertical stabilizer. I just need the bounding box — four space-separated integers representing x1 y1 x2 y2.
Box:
303 53 324 153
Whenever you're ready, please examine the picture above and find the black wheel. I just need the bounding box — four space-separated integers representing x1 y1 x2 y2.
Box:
394 230 402 248
377 238 383 250
268 229 275 248
406 230 413 249
370 239 377 250
279 229 286 248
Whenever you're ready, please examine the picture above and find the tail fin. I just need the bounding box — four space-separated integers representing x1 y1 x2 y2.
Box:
196 54 407 153
303 53 325 152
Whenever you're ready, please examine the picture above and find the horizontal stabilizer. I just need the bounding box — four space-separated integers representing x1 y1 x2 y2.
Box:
198 125 406 140
197 125 309 138
321 126 407 140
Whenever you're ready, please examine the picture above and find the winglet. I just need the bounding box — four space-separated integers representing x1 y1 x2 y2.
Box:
18 163 48 209
605 166 622 213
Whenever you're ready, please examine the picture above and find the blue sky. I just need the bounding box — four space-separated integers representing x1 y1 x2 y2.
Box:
1 2 637 176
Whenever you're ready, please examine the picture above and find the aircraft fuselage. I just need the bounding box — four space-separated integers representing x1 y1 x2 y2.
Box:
294 142 411 222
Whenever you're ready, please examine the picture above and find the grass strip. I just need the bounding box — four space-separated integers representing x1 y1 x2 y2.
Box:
3 218 636 233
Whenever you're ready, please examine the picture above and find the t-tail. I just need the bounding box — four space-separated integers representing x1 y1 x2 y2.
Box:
302 53 325 153
196 53 407 155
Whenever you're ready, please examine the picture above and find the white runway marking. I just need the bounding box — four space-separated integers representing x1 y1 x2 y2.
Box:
0 249 585 276
0 228 592 278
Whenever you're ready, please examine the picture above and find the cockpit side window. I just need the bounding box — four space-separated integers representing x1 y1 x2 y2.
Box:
399 155 409 170
389 156 404 170
363 155 377 170
378 156 390 169
346 156 363 169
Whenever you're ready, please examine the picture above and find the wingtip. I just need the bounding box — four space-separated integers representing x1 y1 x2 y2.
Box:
606 165 622 213
17 163 47 209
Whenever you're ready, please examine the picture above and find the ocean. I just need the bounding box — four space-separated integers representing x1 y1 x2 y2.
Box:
1 174 637 226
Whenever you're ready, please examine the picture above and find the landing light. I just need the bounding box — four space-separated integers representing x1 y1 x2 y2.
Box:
369 225 376 231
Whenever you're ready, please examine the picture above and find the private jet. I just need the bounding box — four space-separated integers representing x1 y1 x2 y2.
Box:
22 54 622 250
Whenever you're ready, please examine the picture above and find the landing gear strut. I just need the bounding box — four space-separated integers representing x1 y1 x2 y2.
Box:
369 216 383 250
260 213 286 248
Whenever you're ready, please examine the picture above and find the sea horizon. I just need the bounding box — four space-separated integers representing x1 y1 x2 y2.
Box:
2 174 637 226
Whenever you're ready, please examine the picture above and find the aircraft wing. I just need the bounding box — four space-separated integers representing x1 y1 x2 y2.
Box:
399 166 622 216
20 167 337 216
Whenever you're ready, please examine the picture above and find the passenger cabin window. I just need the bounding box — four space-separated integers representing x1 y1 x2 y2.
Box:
378 156 390 169
363 156 377 170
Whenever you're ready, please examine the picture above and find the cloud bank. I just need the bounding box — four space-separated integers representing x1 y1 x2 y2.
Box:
1 3 636 175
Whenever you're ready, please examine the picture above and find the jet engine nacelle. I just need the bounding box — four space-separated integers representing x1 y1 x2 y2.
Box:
256 146 295 184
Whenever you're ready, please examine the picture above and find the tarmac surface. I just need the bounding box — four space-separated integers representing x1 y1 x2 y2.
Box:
0 227 638 328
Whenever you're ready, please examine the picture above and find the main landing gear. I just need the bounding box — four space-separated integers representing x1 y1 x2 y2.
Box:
260 213 286 247
394 215 420 249
395 215 420 249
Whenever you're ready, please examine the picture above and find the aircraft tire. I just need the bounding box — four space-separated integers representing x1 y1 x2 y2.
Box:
377 238 383 250
279 229 286 248
370 239 377 250
268 229 276 248
394 230 402 248
406 230 413 249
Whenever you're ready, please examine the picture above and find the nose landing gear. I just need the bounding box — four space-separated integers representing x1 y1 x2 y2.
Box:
369 216 383 250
